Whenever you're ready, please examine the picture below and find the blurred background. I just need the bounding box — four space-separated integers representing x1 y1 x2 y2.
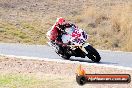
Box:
0 0 132 51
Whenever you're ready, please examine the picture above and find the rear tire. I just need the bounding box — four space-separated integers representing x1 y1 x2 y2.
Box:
85 45 101 62
55 45 71 60
61 54 71 60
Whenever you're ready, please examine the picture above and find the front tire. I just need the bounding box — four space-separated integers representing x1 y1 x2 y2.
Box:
85 45 101 62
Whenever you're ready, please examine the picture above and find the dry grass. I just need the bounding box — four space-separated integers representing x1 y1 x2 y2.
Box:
0 0 132 51
110 4 132 51
72 3 132 51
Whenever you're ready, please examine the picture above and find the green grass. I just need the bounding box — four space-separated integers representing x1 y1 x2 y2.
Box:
0 73 75 88
0 74 39 88
0 21 47 44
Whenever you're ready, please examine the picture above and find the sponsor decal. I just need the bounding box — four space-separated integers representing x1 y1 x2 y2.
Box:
76 65 131 85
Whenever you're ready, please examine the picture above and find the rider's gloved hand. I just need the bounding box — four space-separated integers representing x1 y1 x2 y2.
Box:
55 40 63 45
62 43 67 47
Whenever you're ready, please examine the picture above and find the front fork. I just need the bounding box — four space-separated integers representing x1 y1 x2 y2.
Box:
81 43 90 54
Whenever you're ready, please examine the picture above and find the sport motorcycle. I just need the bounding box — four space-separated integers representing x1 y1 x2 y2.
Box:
46 26 101 62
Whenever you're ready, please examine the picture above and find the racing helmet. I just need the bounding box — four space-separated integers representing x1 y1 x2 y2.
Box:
56 17 65 25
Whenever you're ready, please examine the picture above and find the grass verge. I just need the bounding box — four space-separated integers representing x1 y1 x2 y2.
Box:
0 73 75 88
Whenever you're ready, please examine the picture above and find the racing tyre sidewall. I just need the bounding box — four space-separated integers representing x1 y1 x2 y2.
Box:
61 54 71 60
85 45 101 62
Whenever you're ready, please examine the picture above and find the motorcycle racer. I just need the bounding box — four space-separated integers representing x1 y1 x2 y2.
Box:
49 17 76 45
49 17 76 54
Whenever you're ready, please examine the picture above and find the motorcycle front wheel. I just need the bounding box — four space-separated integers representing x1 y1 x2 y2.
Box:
85 45 101 62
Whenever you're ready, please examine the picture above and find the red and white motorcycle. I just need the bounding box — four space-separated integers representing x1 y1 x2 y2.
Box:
47 26 101 62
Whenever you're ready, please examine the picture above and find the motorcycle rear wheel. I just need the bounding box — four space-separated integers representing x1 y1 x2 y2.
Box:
55 45 71 60
61 54 71 60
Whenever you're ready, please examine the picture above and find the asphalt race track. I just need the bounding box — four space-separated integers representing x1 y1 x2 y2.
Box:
0 43 132 68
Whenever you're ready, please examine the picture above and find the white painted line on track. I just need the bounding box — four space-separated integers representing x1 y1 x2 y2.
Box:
1 54 132 71
98 49 132 54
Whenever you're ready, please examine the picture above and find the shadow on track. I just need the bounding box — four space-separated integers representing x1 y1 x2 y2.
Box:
69 58 118 65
